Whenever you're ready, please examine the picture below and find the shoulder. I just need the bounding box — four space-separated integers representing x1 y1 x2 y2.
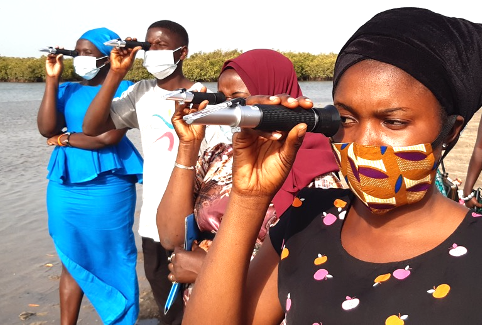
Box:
58 82 81 98
129 79 156 92
114 79 155 100
58 81 78 91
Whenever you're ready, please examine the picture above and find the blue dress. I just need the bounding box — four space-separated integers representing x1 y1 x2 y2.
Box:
46 81 144 325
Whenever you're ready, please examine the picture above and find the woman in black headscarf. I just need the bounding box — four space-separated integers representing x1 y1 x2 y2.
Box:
182 8 482 324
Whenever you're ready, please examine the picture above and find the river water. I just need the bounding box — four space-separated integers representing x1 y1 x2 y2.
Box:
0 81 333 324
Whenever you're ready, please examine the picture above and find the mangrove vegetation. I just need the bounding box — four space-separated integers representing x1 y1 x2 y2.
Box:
0 50 337 83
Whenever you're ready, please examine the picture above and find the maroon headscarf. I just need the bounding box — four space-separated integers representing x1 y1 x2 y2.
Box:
221 49 339 216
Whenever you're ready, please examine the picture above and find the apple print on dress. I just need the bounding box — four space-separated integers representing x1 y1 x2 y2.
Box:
448 243 467 257
314 268 333 281
292 197 304 207
342 296 360 311
333 198 347 208
385 313 408 325
427 284 451 298
338 210 347 220
472 212 482 218
314 254 327 265
281 246 289 260
322 212 337 225
373 273 391 286
286 293 291 311
393 265 411 280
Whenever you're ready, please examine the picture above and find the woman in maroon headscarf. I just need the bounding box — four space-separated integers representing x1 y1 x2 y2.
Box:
157 49 340 303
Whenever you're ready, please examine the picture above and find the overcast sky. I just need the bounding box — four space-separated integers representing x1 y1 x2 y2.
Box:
2 0 480 58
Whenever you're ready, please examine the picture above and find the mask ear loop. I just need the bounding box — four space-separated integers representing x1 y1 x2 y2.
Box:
174 46 186 64
432 115 458 164
96 56 109 70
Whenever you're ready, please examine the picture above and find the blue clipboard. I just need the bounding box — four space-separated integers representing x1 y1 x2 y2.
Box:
164 213 199 314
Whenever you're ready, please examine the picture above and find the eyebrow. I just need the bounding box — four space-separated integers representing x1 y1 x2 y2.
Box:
336 103 409 114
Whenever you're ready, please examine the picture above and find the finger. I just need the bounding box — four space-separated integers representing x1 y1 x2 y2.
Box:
279 95 300 109
128 47 141 60
245 95 281 106
296 96 314 109
168 273 176 283
195 100 209 111
168 262 174 273
280 124 307 164
174 101 191 115
240 127 285 141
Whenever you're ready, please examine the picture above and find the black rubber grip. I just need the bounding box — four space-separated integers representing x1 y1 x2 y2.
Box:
255 105 317 131
124 40 151 51
55 49 78 57
190 92 227 104
254 104 340 137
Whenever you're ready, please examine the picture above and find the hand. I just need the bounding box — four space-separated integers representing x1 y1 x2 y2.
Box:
108 37 140 76
171 87 208 144
45 50 64 78
465 196 482 210
230 94 311 198
168 244 207 284
47 134 63 146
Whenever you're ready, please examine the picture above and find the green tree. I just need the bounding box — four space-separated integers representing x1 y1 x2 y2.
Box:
0 50 338 82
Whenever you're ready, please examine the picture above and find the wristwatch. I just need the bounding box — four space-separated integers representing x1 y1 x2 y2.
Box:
64 132 72 147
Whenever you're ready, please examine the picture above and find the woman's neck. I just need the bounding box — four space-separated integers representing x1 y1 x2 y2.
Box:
341 187 468 263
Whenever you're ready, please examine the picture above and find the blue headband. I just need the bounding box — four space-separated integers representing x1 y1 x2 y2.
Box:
79 27 120 56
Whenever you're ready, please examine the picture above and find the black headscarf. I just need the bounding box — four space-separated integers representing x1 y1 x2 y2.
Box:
333 7 482 131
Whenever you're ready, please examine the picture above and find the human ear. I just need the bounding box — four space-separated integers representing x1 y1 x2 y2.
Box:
180 46 188 60
444 115 465 147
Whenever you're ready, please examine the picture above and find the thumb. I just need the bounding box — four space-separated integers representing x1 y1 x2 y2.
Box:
281 123 307 165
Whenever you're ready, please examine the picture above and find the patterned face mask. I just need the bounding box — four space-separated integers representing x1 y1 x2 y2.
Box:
330 115 457 214
331 142 438 214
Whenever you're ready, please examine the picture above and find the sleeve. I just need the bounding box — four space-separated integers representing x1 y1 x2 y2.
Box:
193 147 212 199
110 82 139 129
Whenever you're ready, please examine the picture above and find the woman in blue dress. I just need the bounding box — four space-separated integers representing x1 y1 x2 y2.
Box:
37 28 143 325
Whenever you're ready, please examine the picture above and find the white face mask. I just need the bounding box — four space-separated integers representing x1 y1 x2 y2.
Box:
73 56 108 80
143 47 183 80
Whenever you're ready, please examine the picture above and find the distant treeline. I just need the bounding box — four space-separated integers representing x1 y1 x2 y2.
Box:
0 50 337 83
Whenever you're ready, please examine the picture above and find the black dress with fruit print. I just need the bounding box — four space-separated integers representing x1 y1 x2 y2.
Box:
269 188 482 325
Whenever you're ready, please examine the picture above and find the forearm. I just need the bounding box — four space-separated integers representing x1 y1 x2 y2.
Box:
56 129 127 150
83 71 124 135
183 191 272 324
464 148 482 196
158 141 202 250
38 77 63 137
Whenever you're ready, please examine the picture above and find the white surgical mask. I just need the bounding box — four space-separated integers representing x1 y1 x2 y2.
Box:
143 47 183 80
73 56 108 80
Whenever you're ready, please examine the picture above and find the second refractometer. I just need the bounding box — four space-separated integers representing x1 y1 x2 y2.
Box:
183 104 340 136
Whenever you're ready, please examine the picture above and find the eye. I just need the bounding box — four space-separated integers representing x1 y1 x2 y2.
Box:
340 115 357 126
383 119 408 129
